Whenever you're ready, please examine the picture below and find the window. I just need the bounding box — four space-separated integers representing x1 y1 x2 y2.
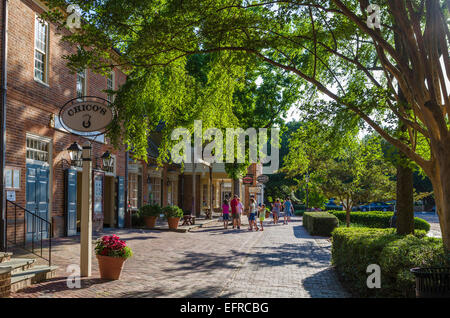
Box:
148 177 161 206
76 69 86 99
4 168 20 189
106 72 115 102
34 16 49 83
26 136 50 163
167 179 177 206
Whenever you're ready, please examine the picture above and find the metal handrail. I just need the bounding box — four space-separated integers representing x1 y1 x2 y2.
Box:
5 200 52 266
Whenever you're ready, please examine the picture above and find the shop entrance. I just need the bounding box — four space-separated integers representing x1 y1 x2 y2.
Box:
25 164 50 241
103 175 116 228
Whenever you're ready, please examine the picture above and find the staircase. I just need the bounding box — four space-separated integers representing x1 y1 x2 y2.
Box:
1 250 58 297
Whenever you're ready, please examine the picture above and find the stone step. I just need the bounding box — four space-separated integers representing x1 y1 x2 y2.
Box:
0 252 13 263
10 265 58 293
0 258 35 275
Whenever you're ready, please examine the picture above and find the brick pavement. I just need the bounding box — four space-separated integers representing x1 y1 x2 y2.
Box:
10 216 348 298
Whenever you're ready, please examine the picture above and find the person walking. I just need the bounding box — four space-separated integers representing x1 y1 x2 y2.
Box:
230 195 239 229
236 197 243 230
272 199 281 224
258 204 266 231
222 199 230 229
248 198 258 231
283 197 294 224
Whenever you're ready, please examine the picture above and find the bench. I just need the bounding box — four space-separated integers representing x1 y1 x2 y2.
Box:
182 214 196 226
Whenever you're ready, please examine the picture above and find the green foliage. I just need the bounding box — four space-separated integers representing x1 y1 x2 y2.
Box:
139 204 162 217
331 228 447 297
328 210 430 232
303 212 339 236
162 205 184 218
284 125 396 212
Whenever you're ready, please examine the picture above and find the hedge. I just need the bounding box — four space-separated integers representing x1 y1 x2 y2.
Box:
331 227 447 297
303 212 339 236
328 210 430 232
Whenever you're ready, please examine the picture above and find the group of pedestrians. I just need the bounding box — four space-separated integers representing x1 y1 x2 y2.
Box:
221 195 295 231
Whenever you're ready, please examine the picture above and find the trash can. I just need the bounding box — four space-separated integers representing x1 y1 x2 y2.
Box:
410 267 450 298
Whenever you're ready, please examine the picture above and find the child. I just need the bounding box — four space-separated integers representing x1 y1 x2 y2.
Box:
248 198 257 231
258 204 266 231
222 199 230 229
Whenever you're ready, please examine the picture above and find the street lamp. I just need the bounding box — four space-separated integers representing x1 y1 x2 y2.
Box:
101 150 114 172
67 142 82 167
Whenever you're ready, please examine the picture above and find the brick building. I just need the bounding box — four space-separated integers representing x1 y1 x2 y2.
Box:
0 0 265 250
0 0 127 244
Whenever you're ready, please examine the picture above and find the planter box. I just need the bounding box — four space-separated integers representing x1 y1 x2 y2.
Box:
168 217 180 230
143 216 158 228
96 255 127 280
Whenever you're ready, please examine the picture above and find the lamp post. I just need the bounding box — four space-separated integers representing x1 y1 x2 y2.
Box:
305 173 310 212
67 141 92 277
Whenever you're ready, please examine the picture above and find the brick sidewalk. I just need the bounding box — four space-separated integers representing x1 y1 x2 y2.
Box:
10 216 348 298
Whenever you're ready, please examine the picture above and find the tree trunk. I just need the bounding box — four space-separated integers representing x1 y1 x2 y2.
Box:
430 148 450 255
396 160 415 235
393 32 415 235
346 207 350 228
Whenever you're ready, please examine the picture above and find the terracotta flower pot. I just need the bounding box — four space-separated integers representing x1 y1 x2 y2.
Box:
96 255 127 280
144 216 158 228
167 217 180 230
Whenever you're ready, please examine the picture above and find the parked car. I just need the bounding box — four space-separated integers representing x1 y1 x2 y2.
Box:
325 199 343 211
358 202 393 212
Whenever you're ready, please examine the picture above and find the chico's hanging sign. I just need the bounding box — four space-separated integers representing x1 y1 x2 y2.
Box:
59 96 114 136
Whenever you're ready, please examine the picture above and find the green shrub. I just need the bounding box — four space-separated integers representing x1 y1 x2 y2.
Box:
303 212 339 236
331 227 447 297
328 210 430 232
162 205 184 218
294 210 305 216
140 204 162 217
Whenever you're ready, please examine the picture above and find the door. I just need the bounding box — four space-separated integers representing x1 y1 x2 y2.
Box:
116 176 125 228
65 169 77 236
25 164 49 242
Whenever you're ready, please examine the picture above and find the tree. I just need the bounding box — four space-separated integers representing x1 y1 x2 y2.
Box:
44 0 450 252
283 121 395 227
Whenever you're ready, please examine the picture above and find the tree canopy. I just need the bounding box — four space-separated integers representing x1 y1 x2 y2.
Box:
43 0 450 251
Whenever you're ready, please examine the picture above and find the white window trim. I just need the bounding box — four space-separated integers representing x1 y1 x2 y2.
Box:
4 167 21 190
106 71 115 102
26 133 52 166
76 69 87 100
34 14 49 85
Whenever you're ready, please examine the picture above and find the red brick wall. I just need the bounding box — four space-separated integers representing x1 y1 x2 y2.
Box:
4 0 127 238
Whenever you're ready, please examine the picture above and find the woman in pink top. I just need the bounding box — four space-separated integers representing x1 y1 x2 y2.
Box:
222 200 230 229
